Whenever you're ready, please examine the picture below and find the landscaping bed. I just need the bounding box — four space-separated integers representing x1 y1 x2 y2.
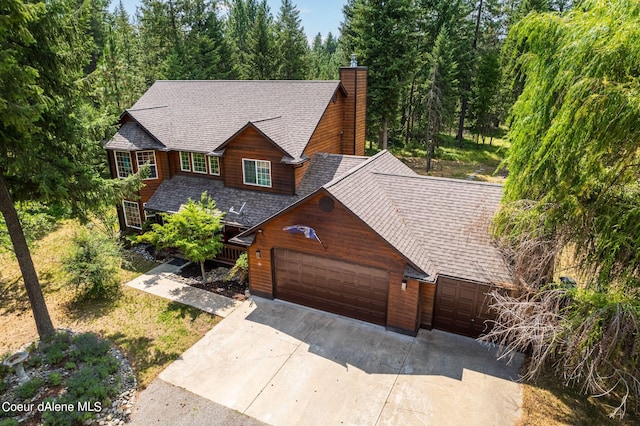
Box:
166 260 248 301
1 331 136 426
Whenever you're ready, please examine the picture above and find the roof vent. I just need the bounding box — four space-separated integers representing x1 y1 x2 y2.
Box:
350 54 358 67
319 196 334 212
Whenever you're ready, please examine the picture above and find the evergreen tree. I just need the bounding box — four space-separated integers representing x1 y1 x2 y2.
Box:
0 0 137 338
341 0 418 149
245 1 276 79
423 27 458 171
226 0 259 78
274 0 308 79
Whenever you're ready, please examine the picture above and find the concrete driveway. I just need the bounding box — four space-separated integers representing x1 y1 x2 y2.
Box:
159 297 524 426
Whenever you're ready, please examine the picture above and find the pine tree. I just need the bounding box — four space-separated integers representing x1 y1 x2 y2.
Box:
341 0 418 149
274 0 308 79
245 1 276 79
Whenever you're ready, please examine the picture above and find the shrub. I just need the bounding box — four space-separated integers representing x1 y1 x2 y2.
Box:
71 333 109 361
47 372 62 387
15 377 44 399
0 419 19 426
41 332 71 366
63 231 122 299
228 252 248 284
64 361 76 370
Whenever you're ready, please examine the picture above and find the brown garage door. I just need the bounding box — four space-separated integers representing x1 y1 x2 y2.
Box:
433 277 499 338
273 248 388 325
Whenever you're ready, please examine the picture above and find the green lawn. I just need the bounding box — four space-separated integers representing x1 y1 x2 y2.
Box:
368 131 510 183
0 220 219 388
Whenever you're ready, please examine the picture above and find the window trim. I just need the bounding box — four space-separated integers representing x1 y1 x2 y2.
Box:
180 152 191 172
242 158 272 188
191 152 207 174
122 200 142 229
208 156 220 176
114 151 133 179
143 202 157 222
136 150 158 180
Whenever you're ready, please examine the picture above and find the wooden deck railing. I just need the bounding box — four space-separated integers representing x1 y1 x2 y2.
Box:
218 244 246 265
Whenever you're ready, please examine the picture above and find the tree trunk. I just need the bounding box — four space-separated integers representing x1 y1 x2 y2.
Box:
382 118 388 150
200 261 206 282
405 78 416 146
457 0 484 146
0 174 55 339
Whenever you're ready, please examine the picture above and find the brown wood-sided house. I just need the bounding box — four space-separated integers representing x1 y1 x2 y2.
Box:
104 65 367 263
105 64 513 338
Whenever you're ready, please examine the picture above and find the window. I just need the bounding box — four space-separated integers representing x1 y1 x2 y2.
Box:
136 151 158 179
180 152 191 172
192 153 207 174
115 151 133 178
243 159 271 187
123 200 142 229
143 203 157 222
209 156 220 176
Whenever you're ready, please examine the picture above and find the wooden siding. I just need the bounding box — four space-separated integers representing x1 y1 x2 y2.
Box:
419 282 436 328
168 151 225 181
296 91 348 186
138 150 168 204
223 127 295 195
386 277 421 334
247 191 419 334
339 67 367 156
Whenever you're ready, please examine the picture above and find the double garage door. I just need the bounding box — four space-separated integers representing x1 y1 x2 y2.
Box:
273 249 389 325
433 277 502 338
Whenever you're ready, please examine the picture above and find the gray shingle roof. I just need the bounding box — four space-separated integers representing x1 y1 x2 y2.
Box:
104 80 342 161
296 153 368 196
238 150 513 286
144 175 296 228
145 152 366 228
104 122 165 151
374 173 512 285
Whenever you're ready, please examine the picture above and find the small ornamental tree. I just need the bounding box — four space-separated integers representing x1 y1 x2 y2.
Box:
139 192 224 280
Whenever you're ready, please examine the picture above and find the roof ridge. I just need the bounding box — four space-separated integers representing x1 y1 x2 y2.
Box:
152 80 340 84
323 150 390 189
251 116 283 124
371 171 505 187
127 105 168 112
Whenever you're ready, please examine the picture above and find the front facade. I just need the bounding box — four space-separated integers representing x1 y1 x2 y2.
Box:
238 151 515 337
104 66 367 262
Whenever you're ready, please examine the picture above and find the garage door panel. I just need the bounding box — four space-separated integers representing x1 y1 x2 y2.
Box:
274 249 388 325
434 278 502 338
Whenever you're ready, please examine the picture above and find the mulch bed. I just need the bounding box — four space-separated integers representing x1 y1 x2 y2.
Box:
177 260 248 302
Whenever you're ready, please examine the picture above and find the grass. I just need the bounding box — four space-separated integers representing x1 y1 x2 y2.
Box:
519 369 639 425
0 220 220 388
369 130 510 183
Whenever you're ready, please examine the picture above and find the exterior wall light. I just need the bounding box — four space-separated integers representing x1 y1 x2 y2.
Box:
401 279 407 291
255 250 261 259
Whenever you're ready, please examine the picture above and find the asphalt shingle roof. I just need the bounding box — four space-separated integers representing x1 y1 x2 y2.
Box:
104 80 342 161
145 152 368 228
105 122 164 151
238 150 513 286
375 173 512 285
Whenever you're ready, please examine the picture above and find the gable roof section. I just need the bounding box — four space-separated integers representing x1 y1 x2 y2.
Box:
376 174 512 285
104 121 165 151
104 80 343 161
238 150 513 286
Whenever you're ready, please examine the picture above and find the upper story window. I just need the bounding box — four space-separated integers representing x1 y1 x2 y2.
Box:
115 151 133 178
243 159 271 187
192 153 207 174
122 200 142 229
180 152 191 172
209 157 220 176
136 151 158 179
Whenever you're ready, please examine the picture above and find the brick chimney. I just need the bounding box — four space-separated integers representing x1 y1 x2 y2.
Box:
339 55 367 156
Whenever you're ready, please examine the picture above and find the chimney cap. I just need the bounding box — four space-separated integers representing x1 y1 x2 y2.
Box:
350 54 358 67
